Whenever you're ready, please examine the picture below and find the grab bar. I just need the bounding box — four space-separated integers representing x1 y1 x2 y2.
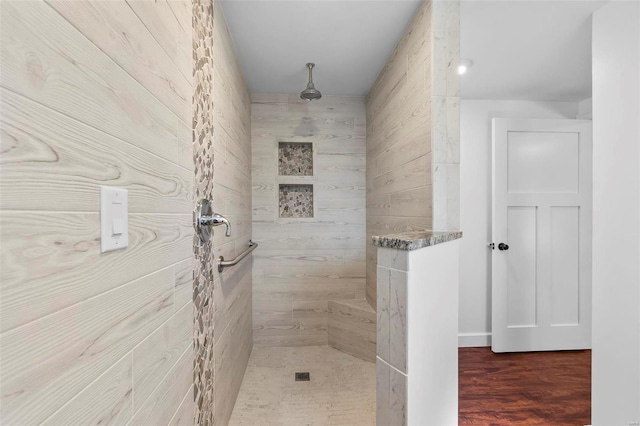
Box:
217 241 258 273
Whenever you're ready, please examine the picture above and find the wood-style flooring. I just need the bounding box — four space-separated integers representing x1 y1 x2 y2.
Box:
459 347 591 426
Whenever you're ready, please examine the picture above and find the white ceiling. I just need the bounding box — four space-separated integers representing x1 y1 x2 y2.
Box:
220 0 422 96
461 0 601 101
221 0 600 101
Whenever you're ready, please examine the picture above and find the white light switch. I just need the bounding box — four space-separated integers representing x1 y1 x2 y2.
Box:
100 186 128 252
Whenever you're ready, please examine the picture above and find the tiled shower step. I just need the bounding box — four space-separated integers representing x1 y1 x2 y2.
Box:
328 299 376 362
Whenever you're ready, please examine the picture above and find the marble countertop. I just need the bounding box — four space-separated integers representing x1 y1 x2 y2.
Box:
372 230 462 251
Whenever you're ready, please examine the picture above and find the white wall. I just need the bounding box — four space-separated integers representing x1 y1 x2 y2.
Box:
459 99 580 347
577 98 593 120
592 1 640 423
407 241 459 425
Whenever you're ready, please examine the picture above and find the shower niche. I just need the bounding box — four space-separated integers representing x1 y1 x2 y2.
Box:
277 142 315 219
278 142 313 176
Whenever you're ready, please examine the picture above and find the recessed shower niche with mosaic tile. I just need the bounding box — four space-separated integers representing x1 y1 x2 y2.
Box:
278 142 313 176
279 184 314 218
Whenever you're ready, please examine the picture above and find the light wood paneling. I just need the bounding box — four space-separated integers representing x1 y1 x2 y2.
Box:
214 297 253 424
0 0 193 423
168 385 195 426
328 300 376 362
1 1 179 162
0 268 175 425
0 213 192 332
328 318 377 363
0 89 192 213
46 0 191 124
133 302 193 409
41 354 134 426
251 94 366 346
208 1 254 423
126 0 191 81
174 258 193 311
129 345 193 425
253 334 328 347
366 0 435 308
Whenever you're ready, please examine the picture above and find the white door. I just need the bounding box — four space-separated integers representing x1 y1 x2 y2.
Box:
491 118 592 353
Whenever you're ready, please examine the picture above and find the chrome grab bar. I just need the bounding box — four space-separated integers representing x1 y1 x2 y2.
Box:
218 241 258 273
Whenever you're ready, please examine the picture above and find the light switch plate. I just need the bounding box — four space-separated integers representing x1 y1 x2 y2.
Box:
100 186 128 252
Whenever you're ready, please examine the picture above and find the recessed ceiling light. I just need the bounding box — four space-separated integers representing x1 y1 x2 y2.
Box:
458 59 473 75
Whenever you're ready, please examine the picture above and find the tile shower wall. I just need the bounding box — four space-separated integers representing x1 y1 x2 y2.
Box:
193 0 253 424
366 0 460 309
0 1 193 424
252 94 366 346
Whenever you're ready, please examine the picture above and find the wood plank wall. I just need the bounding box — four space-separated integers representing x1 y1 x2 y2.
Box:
251 94 366 347
0 1 193 424
366 1 434 309
209 0 253 424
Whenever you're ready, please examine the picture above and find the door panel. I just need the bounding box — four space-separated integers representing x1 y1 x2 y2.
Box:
492 118 592 353
506 206 538 327
550 206 580 326
507 132 580 193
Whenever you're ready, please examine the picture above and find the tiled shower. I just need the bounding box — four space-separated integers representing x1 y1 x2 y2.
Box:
0 0 458 424
251 94 367 347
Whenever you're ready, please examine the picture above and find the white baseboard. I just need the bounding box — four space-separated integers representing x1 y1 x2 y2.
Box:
458 332 491 347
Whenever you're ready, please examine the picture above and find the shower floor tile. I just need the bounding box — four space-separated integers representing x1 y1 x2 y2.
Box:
229 345 376 426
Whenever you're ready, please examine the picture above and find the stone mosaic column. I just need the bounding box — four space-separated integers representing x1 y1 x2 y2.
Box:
193 0 216 423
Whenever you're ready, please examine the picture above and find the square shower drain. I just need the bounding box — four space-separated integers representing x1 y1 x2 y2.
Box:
295 372 310 381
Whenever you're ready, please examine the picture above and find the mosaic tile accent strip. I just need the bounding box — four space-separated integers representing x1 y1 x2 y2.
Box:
278 142 313 176
279 184 313 218
193 0 215 424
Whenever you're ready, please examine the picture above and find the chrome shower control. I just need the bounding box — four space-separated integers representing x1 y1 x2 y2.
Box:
195 199 231 243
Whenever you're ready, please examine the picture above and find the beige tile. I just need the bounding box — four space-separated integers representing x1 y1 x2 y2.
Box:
328 318 376 363
1 1 178 162
42 354 133 426
376 357 391 426
254 334 327 347
377 266 391 361
390 367 407 426
0 213 192 332
126 0 191 80
130 345 193 425
174 259 193 311
133 302 192 408
214 301 253 425
168 385 194 426
328 300 376 333
46 0 190 124
390 269 408 373
229 346 375 425
0 268 175 425
300 318 328 335
0 89 193 213
251 95 366 348
292 300 328 318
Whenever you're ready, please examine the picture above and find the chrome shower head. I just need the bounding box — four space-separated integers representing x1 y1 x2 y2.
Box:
300 63 322 101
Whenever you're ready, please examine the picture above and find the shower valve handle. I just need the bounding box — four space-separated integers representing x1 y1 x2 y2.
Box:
195 199 231 243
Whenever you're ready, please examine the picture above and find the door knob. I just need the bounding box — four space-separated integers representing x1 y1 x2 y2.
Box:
498 243 509 251
195 199 231 243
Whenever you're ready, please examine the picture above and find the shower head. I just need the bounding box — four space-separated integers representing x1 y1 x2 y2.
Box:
300 63 322 101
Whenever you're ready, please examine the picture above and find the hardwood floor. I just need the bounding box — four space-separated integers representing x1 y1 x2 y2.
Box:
459 348 591 426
